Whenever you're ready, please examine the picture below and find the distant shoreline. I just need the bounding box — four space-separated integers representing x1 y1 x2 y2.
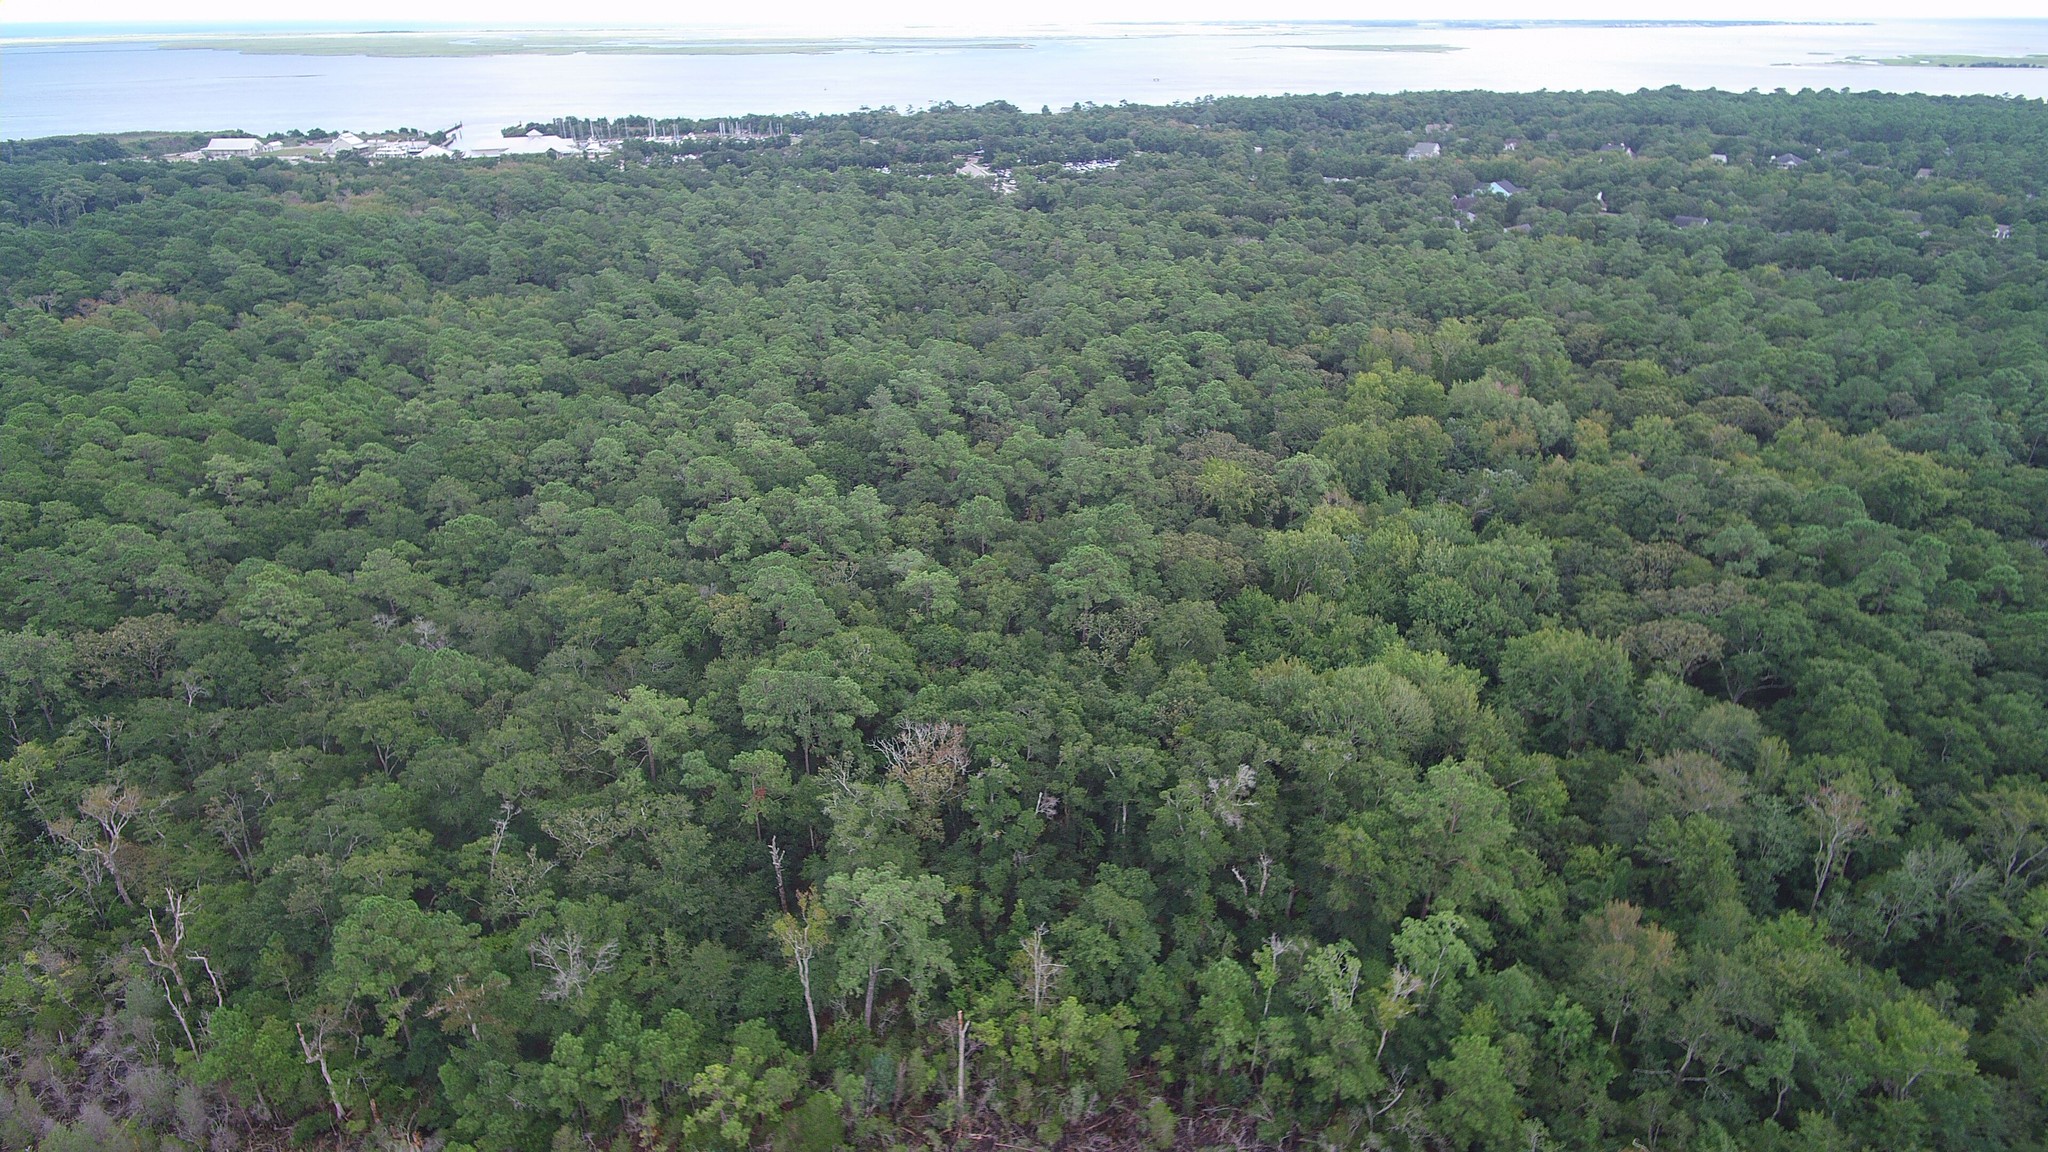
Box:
1278 44 1463 55
10 19 2048 141
0 18 1891 49
1848 53 2048 69
152 35 1039 58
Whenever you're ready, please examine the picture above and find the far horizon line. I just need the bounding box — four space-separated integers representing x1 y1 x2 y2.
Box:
15 16 1986 36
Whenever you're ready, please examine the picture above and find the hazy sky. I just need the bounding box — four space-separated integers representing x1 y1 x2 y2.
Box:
4 0 2043 29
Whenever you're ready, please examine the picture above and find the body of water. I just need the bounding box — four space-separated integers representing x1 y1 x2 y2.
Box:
5 20 2048 139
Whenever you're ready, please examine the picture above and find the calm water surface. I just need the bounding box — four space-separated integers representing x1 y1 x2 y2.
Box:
5 20 2048 139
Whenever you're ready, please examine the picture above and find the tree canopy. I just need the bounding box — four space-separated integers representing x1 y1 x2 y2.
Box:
3 87 2048 1151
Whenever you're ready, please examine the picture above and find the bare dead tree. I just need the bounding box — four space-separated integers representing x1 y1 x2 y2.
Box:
877 719 971 809
192 952 226 1008
939 1009 974 1121
174 669 211 708
768 836 789 913
529 931 619 1002
409 617 450 650
296 1014 347 1125
203 792 258 879
85 714 123 763
139 889 200 1058
1375 966 1426 1058
1230 854 1277 918
488 846 555 921
1806 783 1870 912
772 889 829 1052
1206 763 1259 829
427 971 507 1041
46 783 146 906
1018 923 1066 1010
1259 933 1299 1019
487 798 520 867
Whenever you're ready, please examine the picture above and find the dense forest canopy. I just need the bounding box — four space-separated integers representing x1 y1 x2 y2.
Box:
3 88 2048 1152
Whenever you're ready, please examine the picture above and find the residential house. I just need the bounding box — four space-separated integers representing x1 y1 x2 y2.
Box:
203 137 261 159
1994 225 2013 240
369 139 450 160
1485 179 1521 197
1773 153 1806 169
1405 142 1442 160
1709 153 1728 164
1598 143 1633 157
1916 167 1935 180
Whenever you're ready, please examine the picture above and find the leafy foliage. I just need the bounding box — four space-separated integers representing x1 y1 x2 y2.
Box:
3 88 2048 1150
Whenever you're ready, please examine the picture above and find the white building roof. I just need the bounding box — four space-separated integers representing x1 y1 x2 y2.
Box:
206 138 261 152
466 133 578 157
